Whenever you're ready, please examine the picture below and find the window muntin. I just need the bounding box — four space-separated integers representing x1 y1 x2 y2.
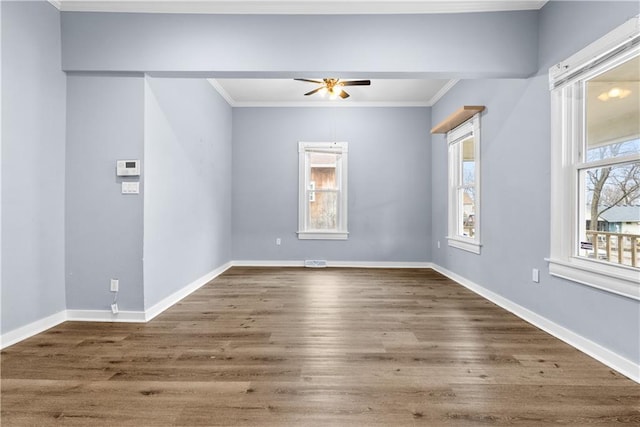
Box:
298 142 348 240
548 17 639 300
447 115 481 253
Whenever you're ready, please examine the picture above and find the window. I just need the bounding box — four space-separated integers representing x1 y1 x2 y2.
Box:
549 16 639 300
298 142 348 240
447 114 481 254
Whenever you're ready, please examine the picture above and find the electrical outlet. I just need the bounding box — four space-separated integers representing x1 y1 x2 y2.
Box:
111 303 119 314
437 241 441 249
532 268 540 283
276 238 281 246
110 279 119 292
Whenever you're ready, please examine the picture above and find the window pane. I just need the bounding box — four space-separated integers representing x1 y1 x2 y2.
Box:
310 166 337 190
461 136 475 187
310 153 338 189
579 161 640 267
457 187 476 238
308 191 338 230
586 55 640 162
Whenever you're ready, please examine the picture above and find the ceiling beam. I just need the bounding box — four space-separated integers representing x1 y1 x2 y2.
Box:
51 1 548 15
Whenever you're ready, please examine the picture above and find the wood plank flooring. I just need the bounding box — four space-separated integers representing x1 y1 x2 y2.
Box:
2 267 639 425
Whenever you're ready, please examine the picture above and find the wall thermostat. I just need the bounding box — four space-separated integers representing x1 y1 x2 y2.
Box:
116 160 140 176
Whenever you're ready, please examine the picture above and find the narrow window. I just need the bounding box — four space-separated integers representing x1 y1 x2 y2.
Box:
447 115 481 254
298 142 348 240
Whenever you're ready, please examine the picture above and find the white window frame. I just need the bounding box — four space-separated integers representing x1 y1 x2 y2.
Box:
297 141 348 240
447 114 481 254
548 16 640 301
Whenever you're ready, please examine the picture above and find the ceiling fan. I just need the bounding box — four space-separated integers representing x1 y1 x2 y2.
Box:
295 78 371 99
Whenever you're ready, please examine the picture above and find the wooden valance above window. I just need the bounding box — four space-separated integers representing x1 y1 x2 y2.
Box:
431 106 485 134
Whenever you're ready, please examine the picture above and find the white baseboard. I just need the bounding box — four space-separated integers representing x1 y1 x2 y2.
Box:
431 264 640 384
232 260 304 267
67 309 146 323
0 310 67 349
144 261 233 321
232 260 433 269
328 261 433 268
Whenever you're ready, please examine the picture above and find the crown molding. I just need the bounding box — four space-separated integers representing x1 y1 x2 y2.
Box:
207 79 237 106
427 79 460 105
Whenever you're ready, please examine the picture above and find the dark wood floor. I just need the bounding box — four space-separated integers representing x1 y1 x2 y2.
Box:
1 267 638 425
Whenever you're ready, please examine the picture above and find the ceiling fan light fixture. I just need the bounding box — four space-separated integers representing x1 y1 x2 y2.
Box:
597 86 631 101
295 78 370 100
611 87 631 98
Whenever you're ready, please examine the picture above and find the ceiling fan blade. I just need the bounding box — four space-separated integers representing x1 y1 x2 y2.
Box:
340 90 350 99
304 87 324 96
295 78 324 84
341 80 371 86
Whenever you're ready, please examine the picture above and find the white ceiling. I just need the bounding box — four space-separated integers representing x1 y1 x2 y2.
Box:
209 78 459 107
51 0 548 106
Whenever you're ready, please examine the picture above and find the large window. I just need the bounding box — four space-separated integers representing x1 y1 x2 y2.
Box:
298 142 348 240
549 16 639 300
447 114 481 254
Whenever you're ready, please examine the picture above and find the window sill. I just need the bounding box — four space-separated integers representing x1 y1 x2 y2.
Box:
547 257 639 301
447 237 481 254
297 231 348 240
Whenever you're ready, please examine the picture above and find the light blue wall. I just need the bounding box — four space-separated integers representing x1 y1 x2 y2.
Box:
66 74 145 311
1 1 67 334
431 1 640 363
232 107 431 262
60 11 538 78
143 78 232 309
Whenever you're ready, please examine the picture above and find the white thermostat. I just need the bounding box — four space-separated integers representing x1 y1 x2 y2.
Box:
116 160 140 176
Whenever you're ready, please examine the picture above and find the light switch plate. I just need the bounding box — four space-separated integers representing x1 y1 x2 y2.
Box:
122 181 139 194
